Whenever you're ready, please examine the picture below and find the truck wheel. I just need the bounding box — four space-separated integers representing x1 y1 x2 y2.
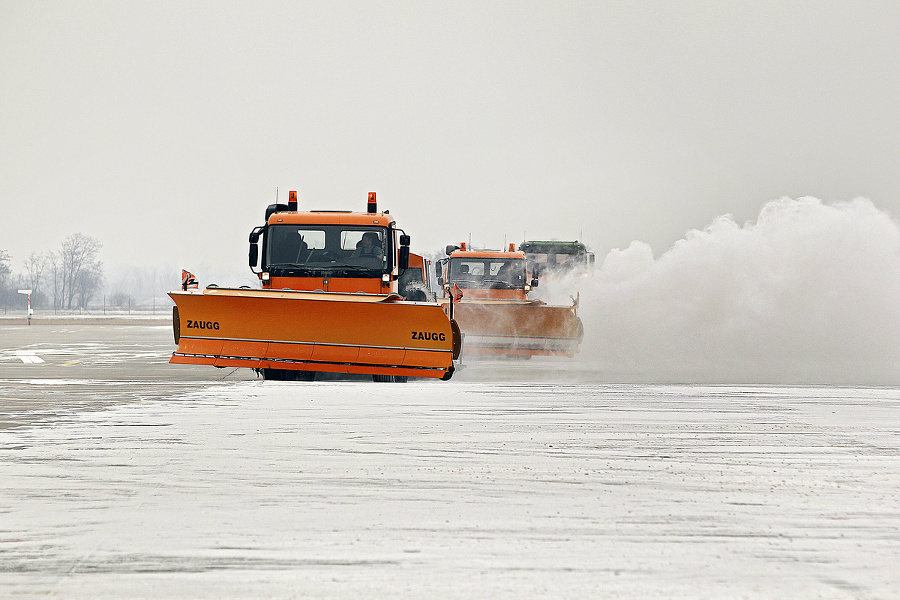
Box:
261 368 285 380
262 368 315 381
373 374 408 383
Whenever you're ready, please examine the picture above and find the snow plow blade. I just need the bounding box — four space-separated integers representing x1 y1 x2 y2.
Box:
447 299 583 358
170 287 459 379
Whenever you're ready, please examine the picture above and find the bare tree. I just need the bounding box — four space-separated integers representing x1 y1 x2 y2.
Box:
75 260 104 309
0 250 12 310
57 234 104 309
0 250 10 283
23 251 51 308
47 251 62 310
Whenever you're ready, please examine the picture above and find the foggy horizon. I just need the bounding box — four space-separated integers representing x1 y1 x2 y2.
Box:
5 3 900 271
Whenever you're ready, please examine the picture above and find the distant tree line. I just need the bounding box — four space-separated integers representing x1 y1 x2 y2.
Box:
1 233 104 312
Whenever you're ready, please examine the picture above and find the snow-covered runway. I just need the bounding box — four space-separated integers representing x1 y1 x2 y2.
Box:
1 325 899 598
3 382 900 598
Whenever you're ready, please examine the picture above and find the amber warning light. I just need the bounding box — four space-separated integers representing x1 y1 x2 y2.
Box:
288 190 298 211
367 192 377 214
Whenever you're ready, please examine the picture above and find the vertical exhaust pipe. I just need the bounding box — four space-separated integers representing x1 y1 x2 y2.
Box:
367 192 377 213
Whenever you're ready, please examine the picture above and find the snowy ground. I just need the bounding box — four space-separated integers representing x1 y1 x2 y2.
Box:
1 325 899 599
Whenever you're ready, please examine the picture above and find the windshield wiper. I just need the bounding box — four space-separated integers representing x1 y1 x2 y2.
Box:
268 264 382 277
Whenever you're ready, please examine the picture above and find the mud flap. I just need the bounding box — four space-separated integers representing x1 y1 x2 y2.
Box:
440 365 455 381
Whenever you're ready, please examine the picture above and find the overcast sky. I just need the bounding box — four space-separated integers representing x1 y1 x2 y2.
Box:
3 1 900 277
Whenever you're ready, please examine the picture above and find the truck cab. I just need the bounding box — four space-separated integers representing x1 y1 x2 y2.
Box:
436 243 537 300
248 191 410 294
518 240 595 279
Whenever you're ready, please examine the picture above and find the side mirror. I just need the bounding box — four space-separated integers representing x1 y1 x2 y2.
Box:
445 244 458 256
248 226 264 271
399 234 411 246
398 245 410 270
531 278 539 288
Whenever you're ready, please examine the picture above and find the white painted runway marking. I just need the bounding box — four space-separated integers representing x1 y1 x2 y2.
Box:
14 351 45 364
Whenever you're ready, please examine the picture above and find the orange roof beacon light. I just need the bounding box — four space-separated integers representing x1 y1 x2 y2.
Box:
169 190 460 382
367 192 377 214
435 241 583 359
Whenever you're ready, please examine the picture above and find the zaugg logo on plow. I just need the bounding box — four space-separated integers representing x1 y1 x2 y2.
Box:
187 320 220 330
411 331 446 341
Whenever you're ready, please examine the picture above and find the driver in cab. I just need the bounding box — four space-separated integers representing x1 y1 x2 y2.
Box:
352 231 383 262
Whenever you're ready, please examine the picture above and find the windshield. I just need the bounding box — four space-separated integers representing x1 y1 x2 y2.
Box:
265 225 388 276
449 257 525 289
525 251 583 274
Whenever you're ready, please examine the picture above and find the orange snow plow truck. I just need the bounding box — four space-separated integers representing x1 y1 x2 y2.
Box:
169 191 461 382
436 243 583 358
